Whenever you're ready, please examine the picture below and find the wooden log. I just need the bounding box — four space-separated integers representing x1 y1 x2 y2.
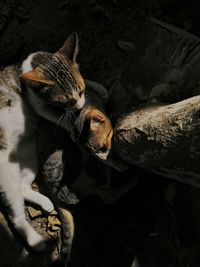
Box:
114 95 200 187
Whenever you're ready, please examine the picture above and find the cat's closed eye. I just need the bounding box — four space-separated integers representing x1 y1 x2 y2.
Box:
79 91 83 97
66 99 76 107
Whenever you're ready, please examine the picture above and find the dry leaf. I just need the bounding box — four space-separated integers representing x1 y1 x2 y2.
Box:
49 210 58 216
47 229 58 238
48 215 61 227
27 206 42 219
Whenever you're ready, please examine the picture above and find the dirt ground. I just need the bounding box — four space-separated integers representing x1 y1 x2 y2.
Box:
1 0 200 267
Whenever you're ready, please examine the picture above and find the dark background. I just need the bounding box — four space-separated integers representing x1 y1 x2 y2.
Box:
1 0 200 267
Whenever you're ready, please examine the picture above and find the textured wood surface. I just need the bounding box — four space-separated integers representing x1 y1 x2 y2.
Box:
115 96 200 187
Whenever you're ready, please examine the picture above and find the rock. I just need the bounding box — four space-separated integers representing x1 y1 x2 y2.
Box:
57 0 70 9
0 1 13 33
91 6 110 19
116 40 135 51
15 6 30 21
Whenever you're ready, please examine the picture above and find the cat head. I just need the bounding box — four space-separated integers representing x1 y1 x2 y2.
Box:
76 109 113 160
20 33 85 110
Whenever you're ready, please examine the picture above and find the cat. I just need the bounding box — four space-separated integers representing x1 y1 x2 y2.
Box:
0 65 54 252
20 32 85 123
39 82 113 265
19 33 113 161
65 80 113 160
39 81 133 266
18 32 113 264
0 33 89 254
39 81 113 204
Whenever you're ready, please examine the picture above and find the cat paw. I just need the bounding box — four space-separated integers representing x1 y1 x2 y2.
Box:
27 231 46 252
40 197 54 213
14 216 46 252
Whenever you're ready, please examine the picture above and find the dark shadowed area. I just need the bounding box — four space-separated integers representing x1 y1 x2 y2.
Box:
1 0 200 267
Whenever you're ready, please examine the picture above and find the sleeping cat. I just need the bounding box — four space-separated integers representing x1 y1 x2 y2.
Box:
20 32 85 123
20 39 112 161
40 81 113 265
18 32 113 264
66 80 113 160
0 33 88 253
39 81 113 205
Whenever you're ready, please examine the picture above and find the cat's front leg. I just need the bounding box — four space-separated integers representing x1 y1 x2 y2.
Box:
0 162 45 251
23 188 54 213
14 214 45 251
21 168 54 213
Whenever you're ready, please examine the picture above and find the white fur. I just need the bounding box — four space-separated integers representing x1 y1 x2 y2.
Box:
0 83 54 251
21 54 64 125
73 90 85 110
22 53 86 117
21 53 37 73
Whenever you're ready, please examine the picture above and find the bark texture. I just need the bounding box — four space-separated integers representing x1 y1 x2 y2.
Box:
114 95 200 187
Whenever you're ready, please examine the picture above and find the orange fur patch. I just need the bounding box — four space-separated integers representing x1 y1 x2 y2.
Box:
20 69 55 86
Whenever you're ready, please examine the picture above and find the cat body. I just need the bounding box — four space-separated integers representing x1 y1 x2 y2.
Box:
40 81 113 265
20 34 113 161
71 81 113 160
41 82 113 204
0 33 88 254
19 32 113 264
0 66 54 251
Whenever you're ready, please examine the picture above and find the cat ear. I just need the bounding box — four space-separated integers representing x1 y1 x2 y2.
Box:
20 69 54 86
57 32 79 62
90 113 105 131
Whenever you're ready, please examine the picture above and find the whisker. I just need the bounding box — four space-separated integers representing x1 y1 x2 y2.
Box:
85 94 92 104
62 112 69 128
61 109 75 129
55 112 66 132
57 112 65 126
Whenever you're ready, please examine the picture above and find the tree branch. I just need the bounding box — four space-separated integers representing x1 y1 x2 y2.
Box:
114 95 200 187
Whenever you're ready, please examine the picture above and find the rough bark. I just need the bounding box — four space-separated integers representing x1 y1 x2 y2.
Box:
114 95 200 187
